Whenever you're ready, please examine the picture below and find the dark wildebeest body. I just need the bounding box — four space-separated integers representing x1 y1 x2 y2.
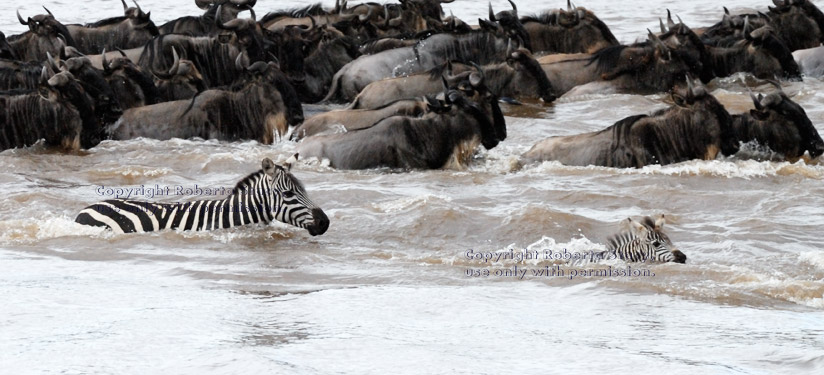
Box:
539 31 692 96
520 80 740 168
291 98 428 141
733 90 824 160
322 31 518 103
8 11 75 62
298 89 506 170
1 70 101 151
521 5 619 54
0 32 17 60
349 48 555 109
108 62 287 143
298 32 361 103
66 0 159 55
150 50 206 102
101 52 160 109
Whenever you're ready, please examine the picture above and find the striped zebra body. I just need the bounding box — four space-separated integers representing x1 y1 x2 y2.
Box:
76 156 329 236
602 215 686 263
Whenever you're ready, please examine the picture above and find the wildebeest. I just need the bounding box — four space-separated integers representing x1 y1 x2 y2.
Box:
291 98 429 141
108 61 289 143
1 68 101 151
298 88 506 170
701 1 824 51
101 49 160 109
7 9 75 62
539 30 692 96
521 1 619 54
322 27 520 103
660 16 801 82
733 88 824 160
349 47 555 109
520 79 740 168
158 0 255 36
66 0 159 55
150 48 206 101
298 28 361 102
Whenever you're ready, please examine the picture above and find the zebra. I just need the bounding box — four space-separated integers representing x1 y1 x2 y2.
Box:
599 215 686 263
75 154 330 236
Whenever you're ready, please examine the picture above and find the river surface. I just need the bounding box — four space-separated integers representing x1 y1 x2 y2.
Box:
2 0 824 374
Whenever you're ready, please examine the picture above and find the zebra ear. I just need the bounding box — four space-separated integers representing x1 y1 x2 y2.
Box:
654 214 666 230
261 158 276 177
624 218 648 236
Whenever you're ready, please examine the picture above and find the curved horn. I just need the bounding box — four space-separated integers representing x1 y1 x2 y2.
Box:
772 0 785 6
40 66 50 84
169 47 180 75
247 6 256 21
121 0 128 12
567 0 572 11
667 9 675 28
101 48 110 71
47 51 58 70
215 5 229 30
43 6 54 17
659 18 668 33
115 47 127 57
508 0 517 17
677 15 683 25
724 6 730 15
359 6 373 22
134 1 145 16
17 10 28 26
488 2 496 22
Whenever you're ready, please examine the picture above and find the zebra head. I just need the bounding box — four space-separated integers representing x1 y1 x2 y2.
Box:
615 215 686 263
262 154 329 236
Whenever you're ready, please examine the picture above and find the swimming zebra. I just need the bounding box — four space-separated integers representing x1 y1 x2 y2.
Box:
601 215 686 263
75 155 329 235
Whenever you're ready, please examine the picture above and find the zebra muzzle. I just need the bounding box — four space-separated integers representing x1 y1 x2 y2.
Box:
306 208 329 236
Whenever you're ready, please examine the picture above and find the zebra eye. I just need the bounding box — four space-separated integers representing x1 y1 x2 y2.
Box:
282 191 296 198
652 241 661 247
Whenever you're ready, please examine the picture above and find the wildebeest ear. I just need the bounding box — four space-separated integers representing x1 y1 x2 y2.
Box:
262 158 276 176
654 215 666 230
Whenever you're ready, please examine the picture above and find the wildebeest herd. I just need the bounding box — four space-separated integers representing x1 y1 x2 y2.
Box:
3 0 824 262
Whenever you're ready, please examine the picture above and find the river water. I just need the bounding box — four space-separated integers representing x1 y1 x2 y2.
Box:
2 0 823 373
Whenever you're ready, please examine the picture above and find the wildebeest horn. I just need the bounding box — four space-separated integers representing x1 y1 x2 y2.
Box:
667 9 675 28
772 0 785 6
506 39 513 56
40 66 50 83
134 1 145 15
43 6 54 17
508 0 517 17
441 75 450 98
723 6 730 15
195 0 212 10
766 79 783 91
749 89 763 111
215 5 228 29
47 51 58 70
115 47 127 57
659 18 668 33
567 0 572 11
17 10 28 25
488 2 496 22
247 6 256 21
359 6 373 22
284 153 298 171
469 62 484 87
121 0 129 12
101 48 110 71
169 47 180 75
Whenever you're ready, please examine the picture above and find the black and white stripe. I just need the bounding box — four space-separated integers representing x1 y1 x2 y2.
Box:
75 155 329 236
603 215 686 263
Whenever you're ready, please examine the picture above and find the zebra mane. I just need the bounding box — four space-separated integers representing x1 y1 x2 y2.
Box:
231 170 267 194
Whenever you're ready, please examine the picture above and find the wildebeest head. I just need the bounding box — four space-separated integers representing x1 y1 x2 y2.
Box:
767 0 824 50
658 12 715 83
102 48 160 109
151 47 206 101
263 24 313 85
671 76 740 157
441 72 506 149
121 0 159 36
48 51 123 129
612 215 686 264
234 57 303 125
483 1 531 50
14 9 75 61
505 48 556 102
742 25 801 80
520 1 618 54
40 68 103 149
745 88 824 159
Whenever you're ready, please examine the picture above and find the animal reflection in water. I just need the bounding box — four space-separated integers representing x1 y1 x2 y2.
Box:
75 155 329 236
